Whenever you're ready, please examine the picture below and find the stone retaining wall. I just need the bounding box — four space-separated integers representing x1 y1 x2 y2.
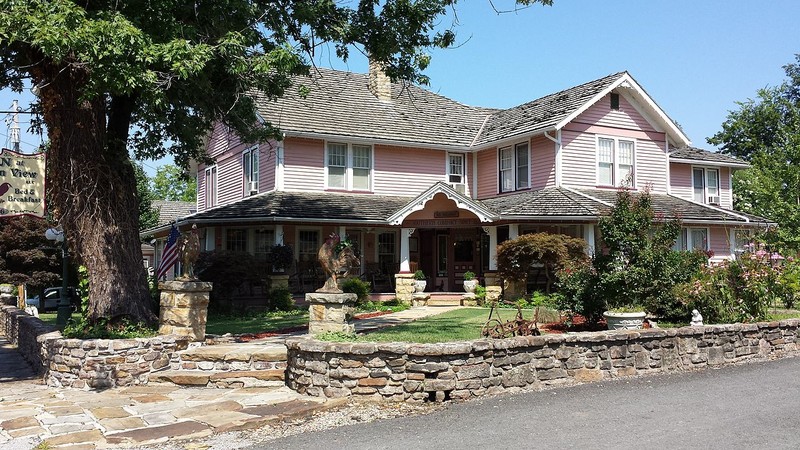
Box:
0 304 61 375
46 335 190 389
285 320 800 402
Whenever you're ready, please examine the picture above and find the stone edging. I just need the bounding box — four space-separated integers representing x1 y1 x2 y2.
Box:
285 320 800 402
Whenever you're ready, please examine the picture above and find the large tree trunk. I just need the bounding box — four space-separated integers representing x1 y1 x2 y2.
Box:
32 60 156 325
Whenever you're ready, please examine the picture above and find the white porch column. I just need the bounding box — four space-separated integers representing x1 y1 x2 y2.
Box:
488 226 498 271
205 227 215 251
508 224 519 240
338 226 347 239
275 224 284 245
583 224 596 257
400 228 414 273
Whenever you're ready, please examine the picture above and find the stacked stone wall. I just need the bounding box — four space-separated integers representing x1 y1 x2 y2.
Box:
0 304 60 375
286 320 800 402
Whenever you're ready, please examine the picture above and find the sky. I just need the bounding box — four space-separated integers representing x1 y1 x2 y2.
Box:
2 0 799 176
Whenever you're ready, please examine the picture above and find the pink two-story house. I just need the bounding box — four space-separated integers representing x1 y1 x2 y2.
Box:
148 64 768 295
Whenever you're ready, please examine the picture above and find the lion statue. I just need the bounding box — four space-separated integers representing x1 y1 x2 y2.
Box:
317 233 360 293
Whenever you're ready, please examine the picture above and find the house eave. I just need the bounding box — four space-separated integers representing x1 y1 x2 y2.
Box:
283 130 471 152
669 157 750 169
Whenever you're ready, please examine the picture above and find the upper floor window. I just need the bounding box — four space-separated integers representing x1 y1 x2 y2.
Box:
693 167 720 205
447 153 466 194
326 142 372 191
204 165 217 209
499 142 529 192
243 147 259 196
597 137 634 187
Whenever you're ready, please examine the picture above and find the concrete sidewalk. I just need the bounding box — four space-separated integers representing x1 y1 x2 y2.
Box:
0 306 460 449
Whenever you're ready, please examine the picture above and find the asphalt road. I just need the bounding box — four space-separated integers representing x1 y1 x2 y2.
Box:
257 356 800 450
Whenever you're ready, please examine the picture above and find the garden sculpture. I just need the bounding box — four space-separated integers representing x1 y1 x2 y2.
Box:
178 224 201 280
691 309 703 326
481 300 541 338
317 233 360 293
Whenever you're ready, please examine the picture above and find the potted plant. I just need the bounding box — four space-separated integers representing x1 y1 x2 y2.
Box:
266 244 294 273
413 270 427 293
462 271 479 293
603 305 646 330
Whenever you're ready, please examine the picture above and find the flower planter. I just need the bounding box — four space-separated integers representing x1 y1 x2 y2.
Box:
463 279 479 294
413 280 427 293
603 311 646 330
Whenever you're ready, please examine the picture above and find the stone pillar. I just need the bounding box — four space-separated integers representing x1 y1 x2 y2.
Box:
306 292 357 335
394 273 415 305
483 271 503 303
270 274 290 290
158 281 212 341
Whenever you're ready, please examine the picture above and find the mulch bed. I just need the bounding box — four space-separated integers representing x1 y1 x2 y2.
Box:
539 315 607 334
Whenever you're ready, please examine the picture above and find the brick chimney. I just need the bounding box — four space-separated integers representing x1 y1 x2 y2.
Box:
368 59 392 101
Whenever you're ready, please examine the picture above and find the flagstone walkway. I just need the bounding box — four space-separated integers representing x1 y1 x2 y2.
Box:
0 305 461 449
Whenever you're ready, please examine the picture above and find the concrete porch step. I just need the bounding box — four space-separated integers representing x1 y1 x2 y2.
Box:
149 369 286 388
426 297 462 307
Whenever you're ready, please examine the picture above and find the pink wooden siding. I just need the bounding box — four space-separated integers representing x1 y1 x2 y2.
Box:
198 123 250 210
559 130 597 188
710 227 731 259
373 145 445 197
720 167 732 209
476 147 497 199
283 138 325 191
634 138 667 193
466 152 475 198
669 163 692 200
573 93 657 132
531 134 556 190
259 141 277 194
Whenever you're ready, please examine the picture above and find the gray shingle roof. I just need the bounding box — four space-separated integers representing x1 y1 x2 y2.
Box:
475 72 625 145
572 189 769 224
252 69 629 149
253 68 496 148
185 190 412 223
481 188 605 217
152 200 196 226
669 147 749 166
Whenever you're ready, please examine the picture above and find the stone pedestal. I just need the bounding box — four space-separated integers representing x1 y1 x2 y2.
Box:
483 272 503 303
411 293 430 308
462 293 478 307
0 284 16 307
270 274 290 290
307 292 357 335
158 280 212 341
394 273 415 305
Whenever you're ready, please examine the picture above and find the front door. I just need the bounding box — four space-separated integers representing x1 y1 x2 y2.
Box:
427 228 481 292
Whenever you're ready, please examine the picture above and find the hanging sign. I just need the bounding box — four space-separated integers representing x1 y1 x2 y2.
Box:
0 148 46 218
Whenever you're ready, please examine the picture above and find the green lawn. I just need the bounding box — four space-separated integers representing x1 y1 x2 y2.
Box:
37 312 78 327
205 310 309 335
356 307 554 343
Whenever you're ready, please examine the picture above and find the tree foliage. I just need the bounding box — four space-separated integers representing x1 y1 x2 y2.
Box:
0 216 62 294
496 232 588 294
134 162 159 230
152 164 196 203
0 0 553 324
709 54 800 253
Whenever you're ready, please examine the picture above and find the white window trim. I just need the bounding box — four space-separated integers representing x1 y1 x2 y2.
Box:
296 227 322 262
204 165 218 209
446 152 466 187
497 140 531 193
679 227 711 252
691 165 721 205
595 135 636 188
242 146 259 196
324 142 373 191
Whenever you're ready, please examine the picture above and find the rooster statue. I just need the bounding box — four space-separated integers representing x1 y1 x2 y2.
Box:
317 233 360 293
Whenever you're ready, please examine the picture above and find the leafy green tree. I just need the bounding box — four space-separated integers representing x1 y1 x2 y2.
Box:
134 162 159 231
0 0 552 324
709 55 800 253
0 216 62 295
152 164 196 203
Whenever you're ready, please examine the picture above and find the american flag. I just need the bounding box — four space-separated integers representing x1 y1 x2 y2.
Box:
157 224 181 280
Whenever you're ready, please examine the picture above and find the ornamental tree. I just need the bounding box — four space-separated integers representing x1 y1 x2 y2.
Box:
0 0 553 325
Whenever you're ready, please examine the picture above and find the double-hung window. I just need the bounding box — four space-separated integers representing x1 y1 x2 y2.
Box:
326 142 372 190
243 147 259 196
673 227 709 252
692 167 720 205
499 142 529 192
447 153 466 194
597 137 635 187
204 165 217 209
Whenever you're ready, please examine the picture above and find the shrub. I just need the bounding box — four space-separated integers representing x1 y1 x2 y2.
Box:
342 277 372 304
497 232 589 294
268 287 295 311
266 244 294 272
196 251 266 314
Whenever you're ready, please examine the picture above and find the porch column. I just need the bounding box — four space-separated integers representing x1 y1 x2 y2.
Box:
338 226 347 239
508 224 519 240
488 226 498 271
399 228 413 273
583 224 595 257
275 224 284 245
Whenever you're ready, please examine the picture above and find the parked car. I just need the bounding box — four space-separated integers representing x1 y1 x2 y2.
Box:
25 287 79 312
